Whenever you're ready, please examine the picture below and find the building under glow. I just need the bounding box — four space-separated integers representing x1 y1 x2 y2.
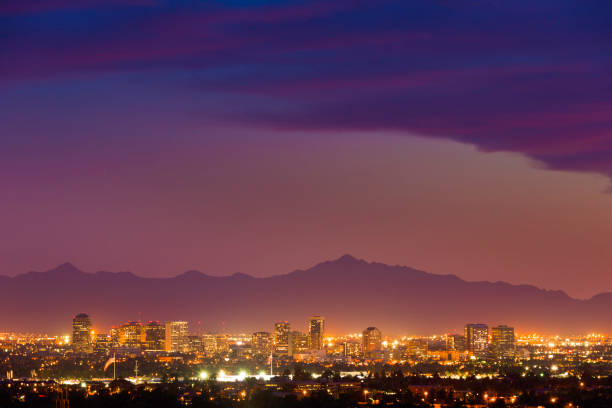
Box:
465 323 489 357
308 316 325 350
72 313 92 353
252 331 273 355
93 333 112 353
144 321 166 352
362 327 382 358
119 321 145 349
288 331 309 356
165 321 189 353
446 334 466 352
491 325 516 358
274 322 291 355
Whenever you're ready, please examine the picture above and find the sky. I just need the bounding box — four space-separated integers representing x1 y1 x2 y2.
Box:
1 0 611 299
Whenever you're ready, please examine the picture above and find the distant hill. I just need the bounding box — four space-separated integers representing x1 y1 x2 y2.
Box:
0 255 610 335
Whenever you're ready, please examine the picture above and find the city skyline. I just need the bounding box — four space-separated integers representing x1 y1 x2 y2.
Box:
2 1 612 406
73 312 518 363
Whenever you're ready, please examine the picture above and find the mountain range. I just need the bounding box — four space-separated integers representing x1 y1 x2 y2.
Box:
0 255 610 335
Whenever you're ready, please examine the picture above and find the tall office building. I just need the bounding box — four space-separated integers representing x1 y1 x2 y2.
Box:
491 325 515 358
201 333 229 355
446 334 466 352
187 335 204 353
406 338 428 358
251 331 273 355
93 333 112 354
274 322 291 355
307 316 325 350
144 321 166 352
165 321 189 353
202 334 217 355
362 327 382 358
343 340 362 358
72 313 93 353
288 331 309 356
215 334 229 354
465 323 489 357
119 321 145 349
109 326 121 347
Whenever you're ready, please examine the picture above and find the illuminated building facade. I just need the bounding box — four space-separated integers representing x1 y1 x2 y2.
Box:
406 338 428 358
274 322 291 355
252 331 273 355
72 313 93 353
307 316 325 350
201 334 230 355
362 327 382 358
144 321 166 352
288 331 308 356
109 326 120 346
446 334 466 352
93 333 112 353
344 340 362 357
465 323 489 357
187 335 203 353
202 334 217 355
165 321 189 352
215 334 229 353
491 325 516 358
119 321 145 348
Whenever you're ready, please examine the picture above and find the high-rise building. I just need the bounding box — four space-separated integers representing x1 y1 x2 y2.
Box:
343 340 362 358
93 333 112 354
202 334 217 355
187 335 204 353
274 322 291 355
362 327 382 358
406 338 428 358
201 333 229 355
72 313 93 353
465 323 489 357
119 321 145 349
165 321 189 353
251 331 273 355
446 334 466 352
307 316 325 350
109 326 121 347
491 325 515 359
144 321 166 352
215 334 230 354
288 331 309 356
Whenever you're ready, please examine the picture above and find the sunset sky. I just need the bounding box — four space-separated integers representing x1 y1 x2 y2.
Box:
1 0 611 299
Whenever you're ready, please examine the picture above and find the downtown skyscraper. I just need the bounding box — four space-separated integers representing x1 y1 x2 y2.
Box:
165 321 189 353
465 323 489 357
308 316 325 350
72 313 92 353
491 325 516 358
362 327 382 358
274 322 291 355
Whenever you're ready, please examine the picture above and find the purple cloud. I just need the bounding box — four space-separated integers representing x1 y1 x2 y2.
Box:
1 0 611 177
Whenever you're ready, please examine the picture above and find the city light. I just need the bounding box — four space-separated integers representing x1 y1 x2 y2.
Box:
1 313 610 406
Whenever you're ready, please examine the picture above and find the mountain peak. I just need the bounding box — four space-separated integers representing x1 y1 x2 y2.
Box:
334 254 362 264
49 262 83 275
